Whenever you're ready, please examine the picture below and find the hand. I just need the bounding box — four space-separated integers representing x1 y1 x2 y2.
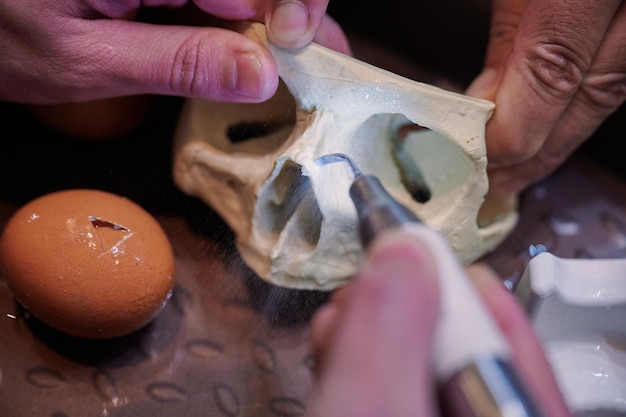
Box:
307 232 571 416
0 0 350 104
467 0 626 196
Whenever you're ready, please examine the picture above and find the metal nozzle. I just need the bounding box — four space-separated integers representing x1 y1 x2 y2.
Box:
314 153 420 247
314 143 432 205
314 153 363 178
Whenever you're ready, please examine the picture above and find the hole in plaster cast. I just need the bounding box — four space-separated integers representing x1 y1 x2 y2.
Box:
398 122 473 200
218 80 474 219
173 62 517 286
221 80 297 155
227 119 296 143
255 159 322 250
353 113 474 217
268 108 485 272
392 123 432 203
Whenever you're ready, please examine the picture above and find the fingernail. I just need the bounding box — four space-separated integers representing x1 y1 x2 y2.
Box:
269 1 309 42
234 52 265 98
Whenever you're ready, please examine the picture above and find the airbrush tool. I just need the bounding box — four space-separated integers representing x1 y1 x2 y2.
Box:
314 153 543 417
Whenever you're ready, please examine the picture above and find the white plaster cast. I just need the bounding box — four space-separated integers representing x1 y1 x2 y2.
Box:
172 23 518 290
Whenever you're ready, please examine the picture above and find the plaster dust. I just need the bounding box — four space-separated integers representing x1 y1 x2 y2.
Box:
172 23 518 291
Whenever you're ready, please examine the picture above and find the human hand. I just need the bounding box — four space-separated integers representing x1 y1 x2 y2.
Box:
0 0 350 104
467 0 626 197
307 232 571 416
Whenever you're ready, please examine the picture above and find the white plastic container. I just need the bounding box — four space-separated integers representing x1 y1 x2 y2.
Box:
517 252 626 415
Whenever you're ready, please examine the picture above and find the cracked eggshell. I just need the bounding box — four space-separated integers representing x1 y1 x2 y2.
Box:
0 189 175 339
173 23 518 291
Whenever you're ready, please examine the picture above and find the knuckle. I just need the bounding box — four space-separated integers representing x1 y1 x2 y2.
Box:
169 34 216 97
580 72 626 111
525 41 587 103
488 126 543 165
498 138 540 164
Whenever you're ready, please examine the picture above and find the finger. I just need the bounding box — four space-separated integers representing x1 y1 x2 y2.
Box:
265 0 329 48
485 142 572 196
466 263 571 417
310 231 440 416
309 302 338 364
57 20 279 102
525 1 626 172
466 0 528 100
470 0 623 167
309 285 354 366
485 3 626 196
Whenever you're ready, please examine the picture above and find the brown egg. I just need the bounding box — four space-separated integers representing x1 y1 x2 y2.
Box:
0 189 175 339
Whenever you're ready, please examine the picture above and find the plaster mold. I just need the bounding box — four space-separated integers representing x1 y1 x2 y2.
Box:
172 23 518 290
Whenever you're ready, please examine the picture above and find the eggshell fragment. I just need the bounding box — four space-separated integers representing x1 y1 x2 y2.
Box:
0 189 175 339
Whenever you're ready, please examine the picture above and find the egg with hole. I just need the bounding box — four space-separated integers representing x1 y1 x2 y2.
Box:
0 189 175 339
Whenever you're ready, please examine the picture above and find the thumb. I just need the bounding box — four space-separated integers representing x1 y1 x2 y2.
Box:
73 20 280 102
309 231 440 416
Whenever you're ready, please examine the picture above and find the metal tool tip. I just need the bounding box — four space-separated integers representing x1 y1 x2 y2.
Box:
314 153 362 178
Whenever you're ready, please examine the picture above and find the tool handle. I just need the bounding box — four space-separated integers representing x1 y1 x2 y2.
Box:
349 173 542 415
350 174 510 378
379 224 510 381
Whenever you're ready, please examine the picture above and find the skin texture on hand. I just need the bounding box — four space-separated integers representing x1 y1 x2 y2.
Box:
308 232 441 416
308 232 572 417
467 0 626 197
0 0 350 104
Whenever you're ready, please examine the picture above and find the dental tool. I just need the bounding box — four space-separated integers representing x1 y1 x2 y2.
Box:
314 153 543 417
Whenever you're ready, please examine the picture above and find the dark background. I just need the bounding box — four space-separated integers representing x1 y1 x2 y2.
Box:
328 0 492 87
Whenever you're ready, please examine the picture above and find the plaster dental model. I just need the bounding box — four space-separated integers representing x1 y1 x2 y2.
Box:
172 23 518 290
